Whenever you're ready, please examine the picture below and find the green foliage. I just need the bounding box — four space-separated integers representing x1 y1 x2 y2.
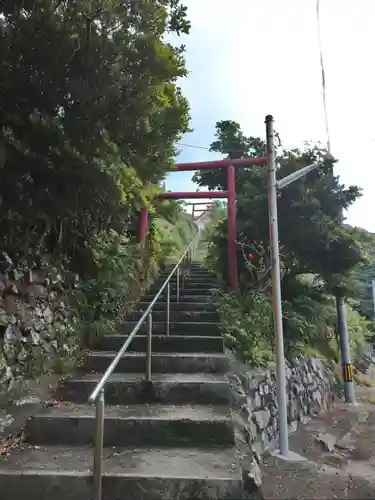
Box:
0 0 196 393
197 121 364 290
350 228 375 320
201 201 226 239
346 302 370 358
73 230 138 346
214 291 273 367
74 208 194 347
195 201 226 263
0 0 191 268
202 120 370 364
0 203 195 397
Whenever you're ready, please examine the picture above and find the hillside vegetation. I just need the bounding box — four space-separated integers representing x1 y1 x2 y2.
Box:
0 0 373 399
350 228 375 322
0 0 194 400
198 120 372 366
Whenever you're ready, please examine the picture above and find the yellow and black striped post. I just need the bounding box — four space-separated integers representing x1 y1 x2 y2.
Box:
342 363 354 383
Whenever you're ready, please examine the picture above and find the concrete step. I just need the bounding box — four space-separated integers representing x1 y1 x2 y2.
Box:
187 275 213 280
181 278 218 288
179 288 214 295
98 334 224 353
177 294 214 302
127 310 218 322
188 274 214 277
136 301 215 311
189 270 213 274
61 373 230 405
151 276 214 285
143 293 215 303
27 403 234 447
147 288 214 297
171 283 217 291
152 270 212 278
143 294 214 303
0 445 243 500
184 276 216 282
119 321 220 336
83 351 228 374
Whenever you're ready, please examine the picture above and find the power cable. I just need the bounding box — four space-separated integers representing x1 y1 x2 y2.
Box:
177 139 281 156
316 0 332 154
177 142 210 151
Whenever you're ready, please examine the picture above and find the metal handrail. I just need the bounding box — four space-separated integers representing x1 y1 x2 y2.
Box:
89 224 201 500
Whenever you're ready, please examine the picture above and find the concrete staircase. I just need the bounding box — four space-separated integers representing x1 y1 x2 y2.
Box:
0 263 243 499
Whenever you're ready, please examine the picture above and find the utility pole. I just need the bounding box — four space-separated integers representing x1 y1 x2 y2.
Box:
372 279 375 321
265 114 341 456
265 115 289 457
336 295 356 403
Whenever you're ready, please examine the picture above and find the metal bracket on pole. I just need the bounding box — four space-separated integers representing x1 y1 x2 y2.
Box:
277 162 321 190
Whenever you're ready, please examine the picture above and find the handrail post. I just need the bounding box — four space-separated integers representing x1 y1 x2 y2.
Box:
146 312 152 381
166 282 170 335
176 267 180 303
93 389 105 500
181 260 185 290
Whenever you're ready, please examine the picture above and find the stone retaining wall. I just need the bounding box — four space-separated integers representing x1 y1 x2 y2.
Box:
229 356 337 457
0 259 80 405
228 355 338 494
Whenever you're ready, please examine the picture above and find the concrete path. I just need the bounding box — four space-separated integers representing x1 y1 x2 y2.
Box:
261 387 375 499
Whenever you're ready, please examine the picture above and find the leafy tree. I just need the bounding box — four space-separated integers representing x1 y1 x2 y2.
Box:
350 228 375 320
199 120 368 359
195 120 363 291
0 1 198 389
206 201 227 226
0 0 190 269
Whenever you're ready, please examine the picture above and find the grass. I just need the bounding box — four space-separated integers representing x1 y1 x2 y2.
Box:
353 372 375 387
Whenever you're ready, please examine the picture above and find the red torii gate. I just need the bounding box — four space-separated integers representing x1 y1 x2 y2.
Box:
185 202 213 220
138 156 267 290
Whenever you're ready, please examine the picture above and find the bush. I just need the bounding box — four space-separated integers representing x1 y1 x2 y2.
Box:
214 291 273 367
72 230 140 347
346 303 369 359
213 280 369 366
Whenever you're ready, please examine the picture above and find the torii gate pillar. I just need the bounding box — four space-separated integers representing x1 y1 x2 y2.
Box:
227 164 238 290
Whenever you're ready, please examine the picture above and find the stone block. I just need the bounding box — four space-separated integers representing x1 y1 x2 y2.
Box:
252 409 270 430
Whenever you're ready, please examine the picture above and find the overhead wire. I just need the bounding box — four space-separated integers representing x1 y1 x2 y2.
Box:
177 142 210 151
179 3 330 159
177 138 281 155
316 0 332 155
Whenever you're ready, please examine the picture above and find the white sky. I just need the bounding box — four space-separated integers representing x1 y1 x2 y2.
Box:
166 0 375 231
